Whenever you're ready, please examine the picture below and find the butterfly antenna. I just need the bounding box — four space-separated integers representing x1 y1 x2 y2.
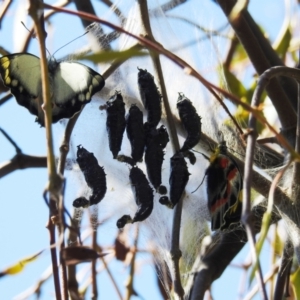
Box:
192 174 206 193
52 31 89 57
21 21 51 56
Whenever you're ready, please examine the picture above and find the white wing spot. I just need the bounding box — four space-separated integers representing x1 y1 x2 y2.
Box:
78 94 85 101
92 77 99 86
11 79 18 87
19 86 23 93
86 92 91 100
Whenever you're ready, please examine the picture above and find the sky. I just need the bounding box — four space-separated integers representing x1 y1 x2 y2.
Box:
0 0 293 299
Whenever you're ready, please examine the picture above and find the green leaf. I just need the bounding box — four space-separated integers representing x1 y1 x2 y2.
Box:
274 27 292 59
291 267 300 299
78 49 148 63
220 64 247 98
0 250 44 278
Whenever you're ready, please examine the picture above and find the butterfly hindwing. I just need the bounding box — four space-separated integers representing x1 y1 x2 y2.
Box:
206 142 243 230
0 53 105 125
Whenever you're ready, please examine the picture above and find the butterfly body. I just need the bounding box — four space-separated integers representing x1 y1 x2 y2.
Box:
0 53 105 125
205 141 242 230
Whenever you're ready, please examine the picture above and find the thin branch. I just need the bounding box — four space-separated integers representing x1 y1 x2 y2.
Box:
0 93 11 106
0 154 47 178
243 261 280 300
0 127 22 153
274 239 293 300
125 225 139 300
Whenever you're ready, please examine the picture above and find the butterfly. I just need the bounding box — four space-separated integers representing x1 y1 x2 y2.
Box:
204 141 243 231
0 53 105 125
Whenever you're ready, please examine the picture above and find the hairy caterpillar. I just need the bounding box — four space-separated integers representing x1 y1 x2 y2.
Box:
117 166 154 228
126 104 145 163
159 152 190 208
73 145 107 207
138 68 162 128
106 91 126 159
177 93 201 164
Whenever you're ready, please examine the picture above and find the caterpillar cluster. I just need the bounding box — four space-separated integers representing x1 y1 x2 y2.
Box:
75 69 206 229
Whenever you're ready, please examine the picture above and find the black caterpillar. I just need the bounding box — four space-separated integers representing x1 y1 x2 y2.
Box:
73 145 107 207
117 166 154 228
144 124 169 195
106 91 126 158
126 104 145 163
159 152 190 208
138 68 162 128
177 93 201 163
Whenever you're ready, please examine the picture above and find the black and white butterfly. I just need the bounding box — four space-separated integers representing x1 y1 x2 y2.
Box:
0 53 105 125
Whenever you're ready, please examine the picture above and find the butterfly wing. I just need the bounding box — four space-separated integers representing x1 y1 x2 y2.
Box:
0 54 105 125
0 53 43 118
50 60 105 124
52 61 104 106
206 153 242 230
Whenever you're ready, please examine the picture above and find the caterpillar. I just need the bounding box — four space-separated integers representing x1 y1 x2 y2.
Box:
74 145 107 207
144 124 169 195
106 91 126 158
177 93 201 162
126 104 145 163
159 152 190 208
138 68 162 128
116 166 154 228
204 141 243 230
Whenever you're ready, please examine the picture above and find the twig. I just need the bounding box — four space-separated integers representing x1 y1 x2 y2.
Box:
274 239 293 300
125 225 139 300
0 154 46 178
243 261 280 300
91 229 98 300
99 251 123 300
28 1 65 299
0 0 12 26
0 93 11 106
0 127 22 153
45 200 62 300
